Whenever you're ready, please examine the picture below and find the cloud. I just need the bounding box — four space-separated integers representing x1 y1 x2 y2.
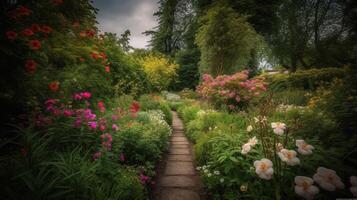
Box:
93 0 158 49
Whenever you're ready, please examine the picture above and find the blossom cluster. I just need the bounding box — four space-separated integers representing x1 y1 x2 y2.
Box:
196 71 267 110
244 117 356 199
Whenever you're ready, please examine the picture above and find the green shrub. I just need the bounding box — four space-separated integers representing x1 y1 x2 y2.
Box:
263 68 346 91
138 94 161 111
177 105 201 124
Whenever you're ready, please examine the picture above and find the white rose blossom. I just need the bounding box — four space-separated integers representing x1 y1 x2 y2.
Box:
313 167 345 191
271 122 286 135
254 158 274 180
278 149 300 166
241 143 252 155
296 139 315 155
294 176 319 200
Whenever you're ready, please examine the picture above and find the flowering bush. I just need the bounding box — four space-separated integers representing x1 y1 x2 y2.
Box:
196 70 267 110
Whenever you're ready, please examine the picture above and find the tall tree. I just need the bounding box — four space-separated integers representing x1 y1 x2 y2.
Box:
271 0 355 71
145 0 193 56
118 29 132 53
195 2 262 76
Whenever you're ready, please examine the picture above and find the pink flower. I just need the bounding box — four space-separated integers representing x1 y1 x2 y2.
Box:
81 92 91 99
98 101 105 112
140 173 149 184
63 109 74 117
100 133 112 150
74 118 82 127
112 124 119 131
99 125 106 131
73 93 82 100
111 115 119 121
88 121 97 129
119 152 125 162
92 151 102 161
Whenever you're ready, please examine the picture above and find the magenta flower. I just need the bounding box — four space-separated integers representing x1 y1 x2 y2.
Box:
73 93 82 100
74 118 82 127
139 173 149 184
112 124 119 131
98 101 106 113
81 92 91 99
88 121 97 129
63 109 74 117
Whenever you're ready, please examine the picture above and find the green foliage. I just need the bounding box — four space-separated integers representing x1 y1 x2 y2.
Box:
195 2 262 76
262 68 346 91
136 53 177 91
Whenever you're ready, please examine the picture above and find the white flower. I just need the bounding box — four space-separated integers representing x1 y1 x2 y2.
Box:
196 166 201 171
202 165 207 170
350 176 357 197
276 143 284 151
254 117 259 123
203 169 209 174
296 139 314 155
220 178 224 183
240 184 248 192
278 149 300 166
253 158 274 180
248 136 258 146
207 173 212 177
247 125 253 132
271 122 286 135
214 170 220 175
241 143 252 155
294 176 319 200
313 167 345 191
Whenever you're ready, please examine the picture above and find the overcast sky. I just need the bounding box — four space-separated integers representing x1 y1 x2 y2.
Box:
92 0 158 49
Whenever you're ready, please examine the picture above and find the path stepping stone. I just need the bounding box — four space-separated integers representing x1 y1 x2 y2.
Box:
153 111 205 200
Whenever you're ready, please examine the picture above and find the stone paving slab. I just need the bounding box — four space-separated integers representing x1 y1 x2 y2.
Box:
169 148 191 155
170 137 188 142
171 144 189 149
167 155 193 161
171 141 189 145
160 176 196 187
165 161 195 175
160 189 200 200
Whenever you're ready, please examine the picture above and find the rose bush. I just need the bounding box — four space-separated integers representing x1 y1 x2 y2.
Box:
196 70 267 110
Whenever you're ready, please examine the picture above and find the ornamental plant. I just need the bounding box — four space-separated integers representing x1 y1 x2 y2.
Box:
196 70 267 110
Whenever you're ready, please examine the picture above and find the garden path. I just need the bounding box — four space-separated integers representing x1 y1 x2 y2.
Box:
153 111 205 200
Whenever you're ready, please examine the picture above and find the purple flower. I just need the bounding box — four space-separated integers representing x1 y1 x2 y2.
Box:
140 173 149 184
88 121 97 129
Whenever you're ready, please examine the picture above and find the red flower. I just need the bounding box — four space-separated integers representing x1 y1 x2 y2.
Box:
79 57 85 62
105 66 110 73
49 81 60 92
28 40 41 50
6 31 17 40
129 101 140 113
99 52 107 59
31 24 41 32
21 28 34 36
25 59 37 74
52 0 64 6
90 52 99 59
15 6 32 17
85 29 95 37
41 25 53 34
